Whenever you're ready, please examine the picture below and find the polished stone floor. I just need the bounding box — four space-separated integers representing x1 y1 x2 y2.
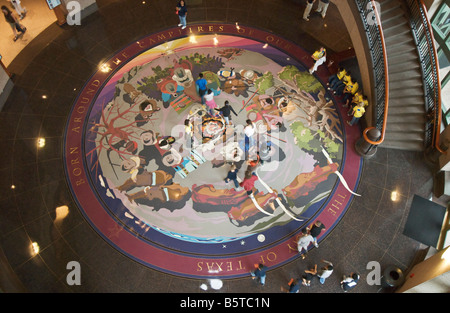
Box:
0 0 439 293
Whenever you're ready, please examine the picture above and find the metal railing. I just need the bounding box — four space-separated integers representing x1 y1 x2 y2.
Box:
406 0 446 154
355 0 389 146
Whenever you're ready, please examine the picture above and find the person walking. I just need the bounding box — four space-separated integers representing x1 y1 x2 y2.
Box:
297 228 314 259
315 0 329 19
308 220 326 248
317 260 334 284
240 170 258 196
243 119 256 156
196 73 207 104
340 272 360 292
176 0 187 30
204 88 219 116
2 5 26 42
303 0 316 21
250 263 267 286
8 0 26 20
215 100 237 125
225 164 240 190
281 278 301 293
302 264 317 286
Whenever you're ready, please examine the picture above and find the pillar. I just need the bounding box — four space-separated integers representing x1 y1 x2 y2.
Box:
355 128 381 159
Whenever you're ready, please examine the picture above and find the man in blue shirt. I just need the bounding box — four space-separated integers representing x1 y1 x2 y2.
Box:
196 73 207 104
251 263 267 286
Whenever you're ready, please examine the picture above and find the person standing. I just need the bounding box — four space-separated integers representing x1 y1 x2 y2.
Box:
308 220 326 248
8 0 26 20
1 5 26 42
243 119 256 155
297 228 314 259
347 102 365 126
315 0 329 19
303 0 316 21
317 260 334 284
250 263 267 286
309 47 326 74
204 88 219 116
195 73 207 104
215 100 237 125
176 0 187 30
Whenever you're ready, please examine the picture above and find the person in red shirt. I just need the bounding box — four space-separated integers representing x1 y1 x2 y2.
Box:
240 170 258 196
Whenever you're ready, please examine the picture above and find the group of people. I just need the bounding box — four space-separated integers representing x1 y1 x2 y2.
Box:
251 219 360 292
182 1 365 293
2 0 27 42
327 67 368 126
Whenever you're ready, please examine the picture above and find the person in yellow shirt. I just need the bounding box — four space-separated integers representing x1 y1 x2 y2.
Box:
333 71 352 95
347 102 365 126
327 67 346 90
343 78 359 106
309 47 326 74
346 91 363 114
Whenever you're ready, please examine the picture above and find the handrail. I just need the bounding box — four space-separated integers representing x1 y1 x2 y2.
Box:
418 0 445 154
359 0 389 146
406 0 446 154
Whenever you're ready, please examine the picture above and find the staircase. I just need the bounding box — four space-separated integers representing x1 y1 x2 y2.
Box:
377 0 426 151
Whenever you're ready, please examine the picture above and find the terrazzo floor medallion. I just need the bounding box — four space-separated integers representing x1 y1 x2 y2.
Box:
64 23 363 278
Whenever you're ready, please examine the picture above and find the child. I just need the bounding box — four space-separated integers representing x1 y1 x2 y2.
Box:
225 164 240 190
297 228 314 259
347 102 365 126
204 88 220 116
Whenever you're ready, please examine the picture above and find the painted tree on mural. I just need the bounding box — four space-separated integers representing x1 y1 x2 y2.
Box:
290 120 340 159
254 71 274 94
278 65 322 93
273 65 343 145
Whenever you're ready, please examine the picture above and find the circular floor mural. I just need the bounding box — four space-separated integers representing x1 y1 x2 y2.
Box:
64 24 362 278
